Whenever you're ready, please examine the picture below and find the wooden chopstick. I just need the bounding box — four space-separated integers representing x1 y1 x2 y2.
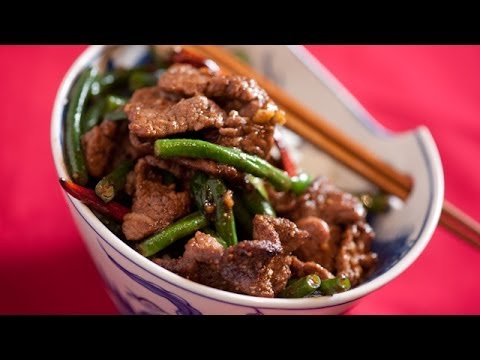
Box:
440 203 480 249
191 45 480 249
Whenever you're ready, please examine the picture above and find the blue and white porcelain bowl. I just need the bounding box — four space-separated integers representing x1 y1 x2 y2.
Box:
51 45 444 315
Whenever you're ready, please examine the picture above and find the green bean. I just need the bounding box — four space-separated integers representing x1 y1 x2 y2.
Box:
279 275 321 298
65 67 97 185
290 173 313 196
83 98 106 133
207 178 238 247
232 194 253 239
190 172 212 215
105 95 128 113
358 192 390 214
95 160 134 203
319 276 351 296
246 174 269 199
286 277 298 288
154 139 312 195
137 211 208 257
243 175 276 217
201 228 228 249
190 174 230 248
84 96 127 134
242 190 276 217
90 68 130 97
104 110 127 122
128 70 158 91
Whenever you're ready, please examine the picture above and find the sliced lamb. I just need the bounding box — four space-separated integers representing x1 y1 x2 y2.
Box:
220 239 282 298
287 176 366 225
335 222 377 286
156 232 283 298
173 157 243 182
250 214 309 295
110 121 143 165
154 214 308 298
266 185 297 213
205 110 275 158
122 158 191 241
125 86 225 138
159 64 284 125
218 215 300 298
157 63 213 97
294 216 339 272
269 256 293 295
252 214 308 254
81 120 118 177
155 231 226 288
289 256 334 280
144 155 193 180
129 132 154 156
145 155 243 184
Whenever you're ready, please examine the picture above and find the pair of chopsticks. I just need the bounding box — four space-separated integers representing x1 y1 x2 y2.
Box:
186 45 480 249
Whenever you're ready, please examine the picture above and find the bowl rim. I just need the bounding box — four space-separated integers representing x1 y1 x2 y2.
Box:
51 45 444 310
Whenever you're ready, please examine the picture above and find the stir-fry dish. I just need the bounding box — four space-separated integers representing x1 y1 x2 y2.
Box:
61 47 383 298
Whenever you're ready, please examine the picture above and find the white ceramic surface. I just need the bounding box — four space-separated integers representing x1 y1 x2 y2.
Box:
51 45 444 315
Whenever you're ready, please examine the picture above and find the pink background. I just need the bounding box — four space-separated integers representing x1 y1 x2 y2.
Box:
1 45 479 314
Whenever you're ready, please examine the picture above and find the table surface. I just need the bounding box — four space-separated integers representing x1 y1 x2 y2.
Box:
1 45 479 315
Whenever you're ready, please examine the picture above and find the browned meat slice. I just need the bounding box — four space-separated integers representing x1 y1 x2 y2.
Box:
129 132 154 156
146 155 243 184
252 215 279 243
173 157 243 182
250 215 309 295
157 63 284 158
294 217 339 272
157 63 212 97
159 64 284 125
122 158 191 241
220 240 282 298
335 222 377 286
126 86 176 114
289 256 334 280
157 233 285 298
266 185 297 213
124 169 136 197
81 120 118 177
287 177 366 225
145 155 243 185
270 256 293 295
268 177 377 284
205 75 274 119
155 215 309 297
205 111 275 158
144 155 192 180
154 214 316 298
110 121 143 166
252 214 308 254
155 231 226 288
158 64 268 107
205 74 267 103
125 86 225 138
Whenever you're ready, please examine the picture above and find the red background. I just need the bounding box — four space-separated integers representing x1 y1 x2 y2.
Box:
1 45 479 314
